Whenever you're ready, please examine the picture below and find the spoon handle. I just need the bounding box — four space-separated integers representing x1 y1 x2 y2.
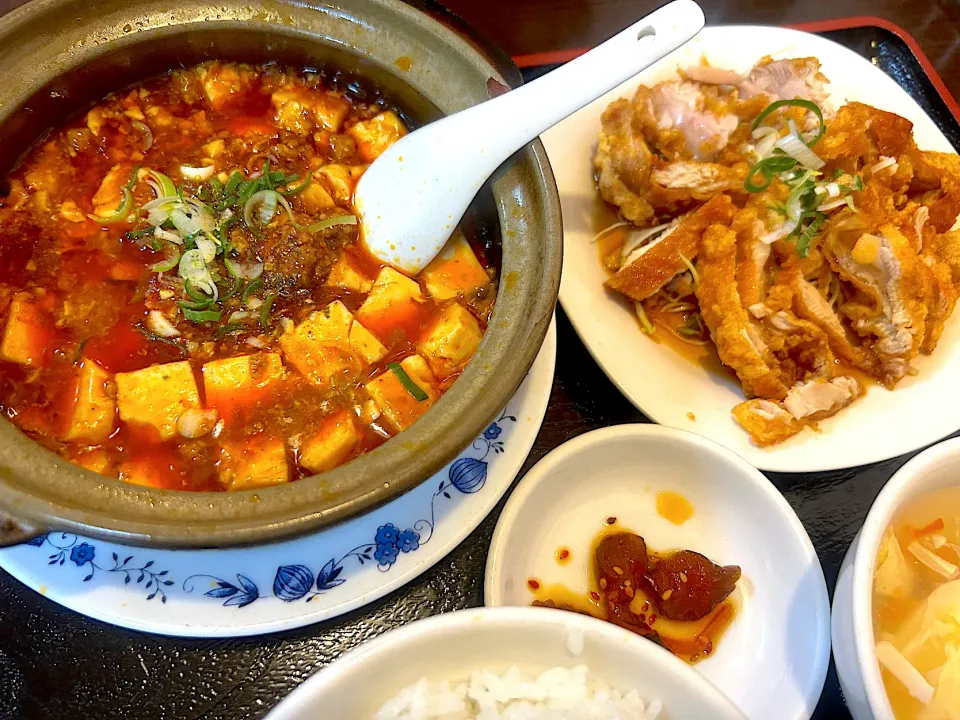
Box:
473 0 705 166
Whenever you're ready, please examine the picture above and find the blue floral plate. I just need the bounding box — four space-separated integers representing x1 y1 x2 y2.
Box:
0 321 555 637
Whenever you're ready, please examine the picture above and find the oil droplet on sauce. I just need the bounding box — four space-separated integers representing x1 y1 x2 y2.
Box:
555 547 571 564
656 490 694 525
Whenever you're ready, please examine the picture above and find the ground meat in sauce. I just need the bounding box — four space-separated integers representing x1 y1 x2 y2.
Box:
0 61 497 492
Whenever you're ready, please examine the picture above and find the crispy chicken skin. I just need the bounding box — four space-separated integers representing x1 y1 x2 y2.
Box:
606 194 735 301
595 99 655 225
696 224 789 399
824 213 932 387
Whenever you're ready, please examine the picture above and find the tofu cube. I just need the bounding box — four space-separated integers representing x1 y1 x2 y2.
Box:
1 295 51 366
417 302 483 379
279 301 385 388
118 457 165 488
315 164 366 204
422 233 491 301
298 176 337 213
202 138 225 158
325 253 374 294
199 63 252 110
356 267 424 341
364 355 438 433
202 353 284 411
218 435 289 490
64 360 116 443
115 361 200 441
74 448 112 475
299 410 363 474
271 88 350 135
347 111 408 162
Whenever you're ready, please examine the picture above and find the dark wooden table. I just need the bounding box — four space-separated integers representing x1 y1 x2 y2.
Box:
1 1 959 718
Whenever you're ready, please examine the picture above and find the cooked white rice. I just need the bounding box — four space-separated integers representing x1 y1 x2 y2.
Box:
374 665 661 719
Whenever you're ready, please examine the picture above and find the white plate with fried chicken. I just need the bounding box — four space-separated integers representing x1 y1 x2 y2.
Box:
546 25 960 472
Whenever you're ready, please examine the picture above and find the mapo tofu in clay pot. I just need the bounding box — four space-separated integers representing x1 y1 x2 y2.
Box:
0 62 498 492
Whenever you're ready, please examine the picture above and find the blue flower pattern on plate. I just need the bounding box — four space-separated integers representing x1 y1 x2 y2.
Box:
24 533 175 602
20 410 516 610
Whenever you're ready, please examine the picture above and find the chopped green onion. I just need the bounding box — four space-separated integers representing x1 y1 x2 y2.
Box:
388 362 429 401
147 170 177 199
178 297 214 311
224 171 244 197
304 214 359 233
241 278 263 305
279 173 311 196
794 213 825 258
259 291 277 329
88 186 134 224
183 307 222 323
744 156 798 193
149 243 180 273
134 324 184 350
184 278 212 302
219 275 243 301
752 98 826 147
214 322 245 340
131 121 153 150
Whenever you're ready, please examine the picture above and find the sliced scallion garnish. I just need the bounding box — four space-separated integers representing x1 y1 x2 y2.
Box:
388 362 429 401
752 98 826 147
241 278 263 305
182 307 222 323
259 291 277 329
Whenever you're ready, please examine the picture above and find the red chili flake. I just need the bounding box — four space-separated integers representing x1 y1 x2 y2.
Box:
606 516 617 525
527 579 540 590
649 614 657 625
557 548 570 561
589 591 600 601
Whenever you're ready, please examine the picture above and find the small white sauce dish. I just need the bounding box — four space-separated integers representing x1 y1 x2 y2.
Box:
484 424 830 720
264 605 747 719
832 436 960 720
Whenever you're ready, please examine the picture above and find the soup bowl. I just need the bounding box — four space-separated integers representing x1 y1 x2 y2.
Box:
832 437 960 720
0 0 561 547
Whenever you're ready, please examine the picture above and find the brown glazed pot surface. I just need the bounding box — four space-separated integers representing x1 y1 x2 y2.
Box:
0 0 561 547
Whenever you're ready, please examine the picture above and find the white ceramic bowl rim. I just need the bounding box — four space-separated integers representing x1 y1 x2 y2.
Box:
486 423 822 604
851 437 960 719
268 605 746 718
483 423 831 720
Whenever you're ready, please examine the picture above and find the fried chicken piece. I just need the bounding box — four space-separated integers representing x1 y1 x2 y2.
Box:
920 257 958 353
824 215 932 387
638 81 740 161
595 80 747 223
606 194 735 302
732 399 804 446
595 98 655 225
782 376 863 421
779 264 875 372
817 103 914 171
647 161 746 217
696 224 789 399
684 57 830 106
732 376 862 446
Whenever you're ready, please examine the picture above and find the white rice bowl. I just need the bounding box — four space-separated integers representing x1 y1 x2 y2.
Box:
376 665 661 720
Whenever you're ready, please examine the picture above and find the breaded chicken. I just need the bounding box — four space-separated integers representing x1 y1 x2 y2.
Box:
696 224 788 399
606 195 735 302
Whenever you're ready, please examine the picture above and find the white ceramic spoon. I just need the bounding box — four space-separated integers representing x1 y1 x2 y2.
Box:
354 0 705 275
